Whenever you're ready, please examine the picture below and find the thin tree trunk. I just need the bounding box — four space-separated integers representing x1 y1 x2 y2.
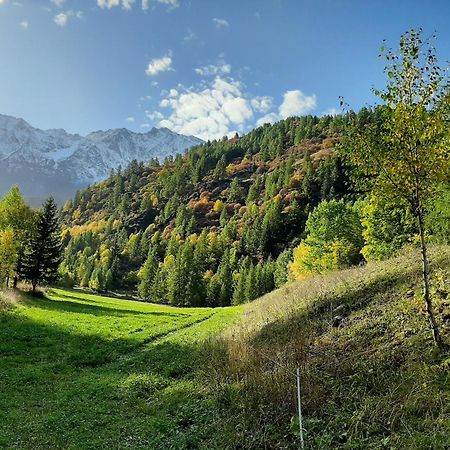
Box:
417 207 441 347
32 281 37 294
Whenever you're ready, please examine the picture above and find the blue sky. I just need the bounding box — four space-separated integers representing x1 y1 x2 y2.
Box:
0 0 449 140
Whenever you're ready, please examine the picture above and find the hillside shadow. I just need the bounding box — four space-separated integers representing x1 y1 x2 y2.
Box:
250 262 422 348
204 252 450 448
23 294 190 319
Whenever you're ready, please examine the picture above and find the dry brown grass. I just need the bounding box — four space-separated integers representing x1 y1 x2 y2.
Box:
0 288 24 309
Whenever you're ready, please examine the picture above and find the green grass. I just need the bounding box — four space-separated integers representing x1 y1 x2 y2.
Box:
0 288 241 449
3 247 450 449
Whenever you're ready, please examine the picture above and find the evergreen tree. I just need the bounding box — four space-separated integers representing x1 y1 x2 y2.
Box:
232 269 246 305
138 246 159 300
19 197 62 293
228 177 242 203
213 155 227 180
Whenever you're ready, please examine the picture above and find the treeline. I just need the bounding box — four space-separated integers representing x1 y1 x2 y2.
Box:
0 188 62 292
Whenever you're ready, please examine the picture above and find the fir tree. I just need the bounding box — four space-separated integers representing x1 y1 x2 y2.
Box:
19 197 62 293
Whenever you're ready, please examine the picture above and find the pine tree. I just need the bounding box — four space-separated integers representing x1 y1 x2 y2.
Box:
232 269 246 305
228 177 242 203
19 197 62 293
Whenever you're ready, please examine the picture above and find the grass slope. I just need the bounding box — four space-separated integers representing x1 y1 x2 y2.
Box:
207 246 450 449
0 289 240 449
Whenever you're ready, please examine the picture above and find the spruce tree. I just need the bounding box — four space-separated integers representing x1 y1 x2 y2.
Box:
20 197 62 293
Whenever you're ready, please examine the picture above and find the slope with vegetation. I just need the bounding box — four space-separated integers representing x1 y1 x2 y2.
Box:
59 114 352 307
205 246 450 449
2 248 449 449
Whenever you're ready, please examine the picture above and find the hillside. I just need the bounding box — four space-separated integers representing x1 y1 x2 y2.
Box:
60 114 353 306
2 247 449 448
206 245 450 449
0 114 202 204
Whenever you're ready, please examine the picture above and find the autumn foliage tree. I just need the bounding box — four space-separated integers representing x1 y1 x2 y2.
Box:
341 29 450 346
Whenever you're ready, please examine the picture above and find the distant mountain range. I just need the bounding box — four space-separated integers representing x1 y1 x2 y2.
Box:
0 114 202 205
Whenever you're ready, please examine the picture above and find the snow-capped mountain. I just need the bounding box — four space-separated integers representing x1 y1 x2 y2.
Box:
0 114 203 204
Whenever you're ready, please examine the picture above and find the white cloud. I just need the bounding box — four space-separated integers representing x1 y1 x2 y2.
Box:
97 0 135 9
0 0 6 4
53 10 82 26
143 0 180 10
212 18 229 29
183 29 197 42
97 0 120 7
50 0 64 6
256 113 278 127
145 70 316 139
279 90 316 119
146 110 163 121
156 76 254 140
195 63 231 77
19 20 28 28
251 96 273 113
54 12 68 26
145 54 173 76
155 0 179 8
255 90 316 127
122 0 135 9
126 116 135 122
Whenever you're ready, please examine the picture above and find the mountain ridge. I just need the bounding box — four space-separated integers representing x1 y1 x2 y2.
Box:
0 114 203 204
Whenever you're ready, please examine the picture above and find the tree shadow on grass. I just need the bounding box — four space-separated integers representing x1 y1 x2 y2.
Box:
23 294 190 319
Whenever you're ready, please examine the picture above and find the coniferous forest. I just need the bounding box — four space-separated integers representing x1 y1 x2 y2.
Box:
58 114 353 306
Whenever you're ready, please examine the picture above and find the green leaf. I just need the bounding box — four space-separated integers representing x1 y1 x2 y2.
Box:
290 415 300 437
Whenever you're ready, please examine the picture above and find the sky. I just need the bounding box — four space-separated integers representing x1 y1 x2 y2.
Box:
0 0 449 140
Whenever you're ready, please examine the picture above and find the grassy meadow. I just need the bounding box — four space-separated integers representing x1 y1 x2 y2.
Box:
0 288 241 449
2 246 450 449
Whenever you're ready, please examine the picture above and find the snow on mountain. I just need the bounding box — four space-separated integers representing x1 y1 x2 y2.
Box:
0 114 203 204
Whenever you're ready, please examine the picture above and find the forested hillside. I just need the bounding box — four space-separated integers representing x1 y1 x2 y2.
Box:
59 114 354 306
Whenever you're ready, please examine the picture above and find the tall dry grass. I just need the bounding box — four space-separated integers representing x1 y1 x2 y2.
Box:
204 246 450 448
0 288 24 309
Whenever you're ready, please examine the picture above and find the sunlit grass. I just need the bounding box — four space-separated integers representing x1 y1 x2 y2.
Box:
0 288 241 449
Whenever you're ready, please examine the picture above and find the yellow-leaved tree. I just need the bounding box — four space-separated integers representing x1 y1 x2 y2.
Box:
340 29 450 347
